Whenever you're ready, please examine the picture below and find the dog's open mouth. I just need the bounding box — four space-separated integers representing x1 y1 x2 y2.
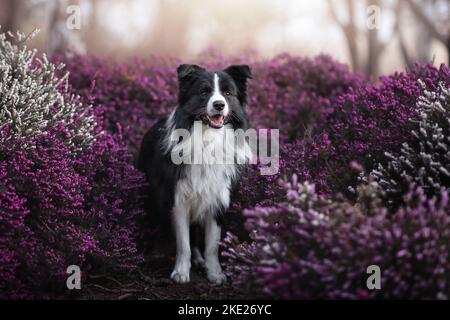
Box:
201 114 225 129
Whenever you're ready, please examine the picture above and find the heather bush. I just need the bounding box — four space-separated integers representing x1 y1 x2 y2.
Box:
0 30 96 150
370 79 450 204
0 165 35 299
325 64 447 195
236 64 449 215
55 54 178 153
58 53 363 151
225 64 450 299
247 54 365 142
0 31 146 299
234 55 364 207
223 175 450 299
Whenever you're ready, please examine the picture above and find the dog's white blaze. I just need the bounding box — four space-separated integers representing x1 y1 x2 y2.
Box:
206 73 229 116
174 123 238 223
166 121 251 222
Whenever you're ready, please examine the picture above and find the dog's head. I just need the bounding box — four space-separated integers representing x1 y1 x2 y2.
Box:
176 64 252 129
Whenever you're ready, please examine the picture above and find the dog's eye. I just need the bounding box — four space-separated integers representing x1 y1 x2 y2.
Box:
225 91 232 96
200 89 210 97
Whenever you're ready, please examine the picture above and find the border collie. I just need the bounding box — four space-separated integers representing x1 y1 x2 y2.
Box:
138 64 252 284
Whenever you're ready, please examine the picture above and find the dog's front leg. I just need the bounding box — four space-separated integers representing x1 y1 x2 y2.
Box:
204 213 226 284
171 205 191 283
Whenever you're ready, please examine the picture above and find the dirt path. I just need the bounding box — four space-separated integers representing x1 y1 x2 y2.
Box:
79 250 245 300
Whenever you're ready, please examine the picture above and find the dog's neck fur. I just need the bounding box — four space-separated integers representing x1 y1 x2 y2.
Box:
162 108 251 223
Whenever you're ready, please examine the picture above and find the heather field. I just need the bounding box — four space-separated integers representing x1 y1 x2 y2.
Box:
0 29 449 300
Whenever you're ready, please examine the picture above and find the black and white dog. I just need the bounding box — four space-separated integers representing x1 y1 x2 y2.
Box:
138 64 252 284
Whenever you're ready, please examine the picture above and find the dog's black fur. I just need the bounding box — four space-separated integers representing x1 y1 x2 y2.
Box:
137 64 252 284
138 64 252 235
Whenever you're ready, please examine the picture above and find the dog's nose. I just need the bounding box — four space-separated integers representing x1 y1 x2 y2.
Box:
213 101 225 111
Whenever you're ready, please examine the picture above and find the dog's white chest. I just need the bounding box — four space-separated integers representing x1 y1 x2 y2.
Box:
173 125 250 222
176 164 232 222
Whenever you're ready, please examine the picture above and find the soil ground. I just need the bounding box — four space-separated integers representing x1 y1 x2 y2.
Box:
78 244 245 300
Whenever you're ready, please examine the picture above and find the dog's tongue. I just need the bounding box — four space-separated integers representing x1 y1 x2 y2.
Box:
210 115 224 127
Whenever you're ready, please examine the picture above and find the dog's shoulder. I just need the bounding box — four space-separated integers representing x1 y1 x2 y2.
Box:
145 118 167 143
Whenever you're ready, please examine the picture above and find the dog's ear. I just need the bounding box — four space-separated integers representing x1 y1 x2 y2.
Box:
224 65 252 81
177 64 204 81
177 64 204 106
223 65 252 106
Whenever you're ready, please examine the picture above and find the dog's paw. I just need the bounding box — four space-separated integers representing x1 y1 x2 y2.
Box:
171 269 190 284
207 272 226 285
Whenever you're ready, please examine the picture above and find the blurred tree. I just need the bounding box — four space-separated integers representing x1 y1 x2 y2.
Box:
413 0 433 62
327 0 359 71
406 0 450 65
4 0 86 56
84 0 100 51
327 0 395 77
0 0 20 32
327 0 395 78
394 0 414 69
47 0 86 56
366 0 389 77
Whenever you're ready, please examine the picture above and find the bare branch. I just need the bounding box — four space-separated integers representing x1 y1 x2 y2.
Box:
406 0 447 44
395 1 413 69
327 0 360 71
327 0 346 29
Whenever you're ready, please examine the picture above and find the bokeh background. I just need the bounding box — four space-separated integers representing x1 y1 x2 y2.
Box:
0 0 448 78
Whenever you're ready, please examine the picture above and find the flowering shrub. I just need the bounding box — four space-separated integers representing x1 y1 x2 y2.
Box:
55 54 178 153
236 64 449 215
0 31 96 150
0 31 146 299
247 54 365 142
326 64 447 195
58 53 363 151
226 64 450 299
370 79 450 204
234 54 364 209
223 175 450 299
0 165 34 299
